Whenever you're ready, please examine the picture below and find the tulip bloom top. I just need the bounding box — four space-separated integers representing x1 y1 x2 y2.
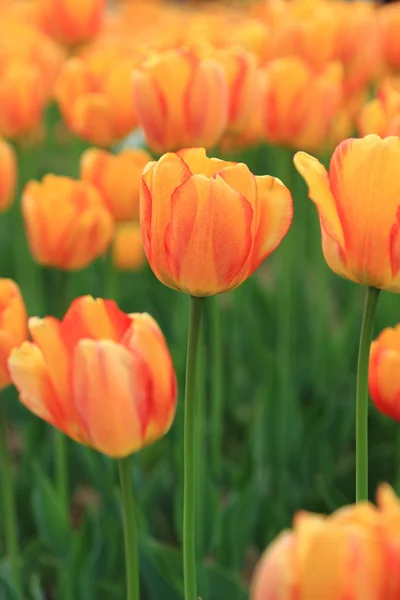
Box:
369 324 400 422
251 484 400 600
9 296 177 458
294 135 400 292
141 148 293 296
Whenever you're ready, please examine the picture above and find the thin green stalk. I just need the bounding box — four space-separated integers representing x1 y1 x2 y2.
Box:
210 296 223 479
356 286 380 502
55 431 69 517
183 296 204 600
118 456 139 600
0 405 21 595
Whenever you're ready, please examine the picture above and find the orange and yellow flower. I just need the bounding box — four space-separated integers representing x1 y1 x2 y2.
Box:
35 0 106 46
9 296 177 458
379 3 400 73
80 148 151 222
251 484 400 600
22 175 114 270
113 222 146 271
132 48 229 153
0 139 16 211
294 135 400 292
141 147 293 296
358 80 400 138
260 57 343 152
0 280 27 391
369 325 400 422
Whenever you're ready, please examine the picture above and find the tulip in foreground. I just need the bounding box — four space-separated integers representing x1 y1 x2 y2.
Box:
0 139 17 211
369 325 400 422
251 484 400 600
22 175 114 270
81 148 151 223
9 296 177 458
141 148 293 296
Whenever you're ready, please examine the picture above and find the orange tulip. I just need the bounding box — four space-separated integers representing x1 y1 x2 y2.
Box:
260 57 343 152
132 48 229 153
294 135 400 292
80 148 151 222
0 280 27 391
22 175 114 270
8 296 177 458
55 49 139 147
251 485 400 600
358 81 400 138
35 0 106 45
0 139 16 211
369 325 400 422
141 147 293 296
379 3 400 73
113 222 146 271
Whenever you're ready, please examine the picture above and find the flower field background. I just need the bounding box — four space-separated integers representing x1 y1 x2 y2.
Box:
1 0 400 599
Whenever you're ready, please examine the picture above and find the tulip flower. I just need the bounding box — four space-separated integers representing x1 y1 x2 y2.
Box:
358 81 400 138
80 148 151 222
35 0 106 46
0 279 27 594
379 3 400 73
22 175 114 270
55 49 139 147
294 135 400 291
9 295 177 457
260 57 343 152
0 139 16 211
141 147 293 297
251 485 400 600
113 222 146 271
369 325 400 422
132 48 229 153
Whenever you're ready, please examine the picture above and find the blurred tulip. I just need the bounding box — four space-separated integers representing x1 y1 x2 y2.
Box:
0 280 27 391
260 57 343 152
9 296 177 458
369 325 400 422
35 0 106 45
379 3 400 73
132 48 229 153
80 148 151 222
251 485 400 599
22 175 114 270
113 222 146 271
0 139 16 211
294 135 400 292
358 81 400 138
141 147 293 296
55 49 139 146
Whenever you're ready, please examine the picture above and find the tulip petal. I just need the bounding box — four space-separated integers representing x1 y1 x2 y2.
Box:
177 148 236 177
72 339 149 457
369 344 400 421
165 174 253 295
251 532 294 600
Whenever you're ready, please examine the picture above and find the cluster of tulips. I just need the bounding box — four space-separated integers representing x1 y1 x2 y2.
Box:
1 0 400 599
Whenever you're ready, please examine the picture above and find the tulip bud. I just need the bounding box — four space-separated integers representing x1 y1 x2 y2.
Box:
9 296 177 458
80 148 151 222
132 48 229 153
22 175 114 270
294 135 400 292
35 0 106 45
113 222 146 271
0 139 17 211
0 280 27 390
140 147 293 296
369 325 400 422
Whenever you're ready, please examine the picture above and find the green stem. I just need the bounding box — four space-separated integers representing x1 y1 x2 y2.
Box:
55 430 69 517
0 405 21 595
210 295 223 479
183 296 204 600
104 248 119 301
118 456 140 600
356 286 380 502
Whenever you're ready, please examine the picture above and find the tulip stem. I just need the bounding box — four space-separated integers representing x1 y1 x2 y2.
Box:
356 286 380 502
210 295 224 479
118 456 140 600
55 430 69 517
184 296 204 600
0 405 21 595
